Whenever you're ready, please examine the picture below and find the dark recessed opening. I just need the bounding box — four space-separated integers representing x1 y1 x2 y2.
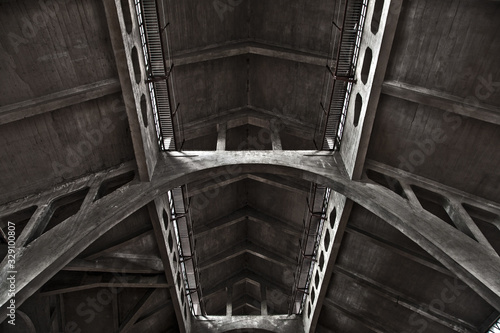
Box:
366 169 406 198
361 47 372 84
163 209 169 230
324 229 331 250
330 208 337 229
463 203 500 256
410 185 456 228
95 171 135 201
0 206 37 243
141 94 148 127
44 188 90 234
168 230 174 252
121 0 133 33
131 47 141 84
371 0 384 34
318 252 324 271
353 93 362 127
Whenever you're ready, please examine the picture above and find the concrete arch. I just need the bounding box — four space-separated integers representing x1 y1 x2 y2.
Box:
1 151 500 318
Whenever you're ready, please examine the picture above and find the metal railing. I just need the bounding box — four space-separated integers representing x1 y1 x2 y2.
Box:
489 317 500 333
314 0 368 151
135 0 200 315
288 0 368 316
289 185 331 314
168 187 204 315
135 0 184 151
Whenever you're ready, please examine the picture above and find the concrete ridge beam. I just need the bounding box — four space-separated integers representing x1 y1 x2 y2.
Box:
173 39 329 67
0 78 121 125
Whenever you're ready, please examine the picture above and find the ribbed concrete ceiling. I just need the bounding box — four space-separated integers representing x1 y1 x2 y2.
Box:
0 0 499 332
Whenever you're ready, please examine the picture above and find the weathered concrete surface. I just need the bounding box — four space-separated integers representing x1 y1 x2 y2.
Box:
192 315 303 333
1 151 500 324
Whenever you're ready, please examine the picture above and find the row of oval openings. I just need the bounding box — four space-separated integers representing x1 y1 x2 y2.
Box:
351 45 372 127
131 47 149 128
307 208 338 318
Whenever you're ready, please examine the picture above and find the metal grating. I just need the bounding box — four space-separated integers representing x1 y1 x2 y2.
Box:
490 318 500 333
135 0 181 151
289 185 331 314
315 0 368 151
135 0 200 315
168 187 204 315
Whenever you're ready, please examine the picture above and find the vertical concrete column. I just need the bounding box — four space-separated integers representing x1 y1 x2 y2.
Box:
217 123 227 151
270 120 282 150
226 285 232 316
260 284 268 315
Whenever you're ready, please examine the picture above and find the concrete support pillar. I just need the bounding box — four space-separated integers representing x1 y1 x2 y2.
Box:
226 286 232 316
217 123 227 151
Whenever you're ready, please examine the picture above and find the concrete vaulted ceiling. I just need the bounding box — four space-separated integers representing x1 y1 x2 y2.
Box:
0 0 500 333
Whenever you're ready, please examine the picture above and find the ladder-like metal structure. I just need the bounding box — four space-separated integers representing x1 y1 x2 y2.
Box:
135 0 201 315
136 0 179 150
315 0 368 151
289 185 331 314
291 0 368 315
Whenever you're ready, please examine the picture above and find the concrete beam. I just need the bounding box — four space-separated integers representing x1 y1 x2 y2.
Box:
194 206 302 238
40 274 169 296
182 106 315 142
85 229 154 260
203 269 290 300
340 0 403 180
173 40 329 67
62 258 162 274
1 150 500 322
0 79 121 125
216 123 227 151
191 315 304 333
345 225 453 277
365 159 500 217
334 265 478 333
147 197 191 332
324 298 396 333
198 241 295 271
187 172 309 197
119 289 158 333
382 80 500 125
103 0 157 181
